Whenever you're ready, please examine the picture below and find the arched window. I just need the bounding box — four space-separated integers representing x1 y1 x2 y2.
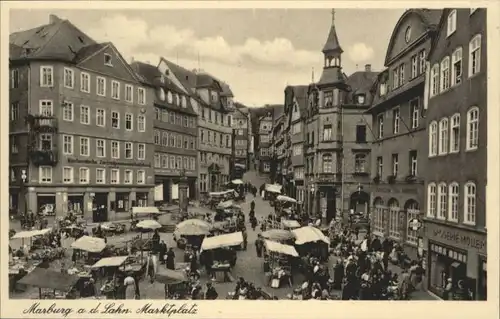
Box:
466 107 479 150
388 198 400 239
437 182 447 219
464 182 476 225
158 88 165 101
430 64 439 96
450 114 460 153
373 197 385 234
440 57 450 92
439 118 449 155
405 199 420 245
429 121 438 156
354 154 367 173
427 183 437 218
322 154 333 173
448 182 459 222
451 47 463 85
181 95 187 108
167 91 173 104
175 94 180 106
469 34 482 76
447 10 457 36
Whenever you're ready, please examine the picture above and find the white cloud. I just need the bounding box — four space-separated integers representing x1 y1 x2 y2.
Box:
347 42 375 63
83 14 320 69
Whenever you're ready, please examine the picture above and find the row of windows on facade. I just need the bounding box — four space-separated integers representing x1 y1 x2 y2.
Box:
376 151 418 178
199 130 232 148
234 149 247 156
376 98 421 139
427 181 477 226
199 107 233 126
154 107 196 128
153 153 196 171
199 173 230 192
154 130 196 150
58 135 147 159
20 66 148 105
428 107 479 156
429 35 482 97
199 152 231 166
38 166 146 185
59 101 147 131
303 153 369 175
371 202 420 245
385 49 427 93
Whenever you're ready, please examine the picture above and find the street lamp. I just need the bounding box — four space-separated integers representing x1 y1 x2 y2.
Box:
21 169 28 216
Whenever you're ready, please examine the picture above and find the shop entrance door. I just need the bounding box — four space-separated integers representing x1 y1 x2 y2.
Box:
92 193 108 223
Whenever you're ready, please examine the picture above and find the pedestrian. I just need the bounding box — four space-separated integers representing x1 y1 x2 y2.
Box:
250 200 255 211
255 234 263 257
443 278 453 300
204 282 219 299
159 240 167 264
242 228 248 250
250 216 257 231
166 247 175 270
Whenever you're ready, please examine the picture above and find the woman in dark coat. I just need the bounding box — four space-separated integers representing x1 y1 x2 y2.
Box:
333 260 344 290
166 248 176 270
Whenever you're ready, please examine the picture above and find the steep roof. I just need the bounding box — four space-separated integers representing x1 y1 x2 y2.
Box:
322 13 343 53
384 9 442 65
317 67 345 87
344 71 379 105
291 85 309 113
161 58 198 93
10 15 96 62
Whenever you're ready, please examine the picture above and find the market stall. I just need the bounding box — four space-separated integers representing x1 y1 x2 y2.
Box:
174 219 211 249
261 229 296 245
91 256 130 299
131 207 163 231
281 219 301 231
263 240 298 289
200 232 243 282
17 267 80 299
71 236 107 264
131 220 162 255
292 226 331 262
155 268 189 299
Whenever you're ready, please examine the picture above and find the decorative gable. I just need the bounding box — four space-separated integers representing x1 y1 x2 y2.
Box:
158 60 189 94
76 43 139 83
291 97 301 121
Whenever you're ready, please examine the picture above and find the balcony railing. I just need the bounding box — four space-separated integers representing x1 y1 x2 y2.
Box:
30 149 58 167
27 115 58 133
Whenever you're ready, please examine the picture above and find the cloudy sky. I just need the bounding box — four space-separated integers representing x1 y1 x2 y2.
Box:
10 8 404 106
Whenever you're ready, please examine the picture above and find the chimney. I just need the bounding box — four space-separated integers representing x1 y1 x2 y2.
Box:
49 14 61 24
365 64 372 72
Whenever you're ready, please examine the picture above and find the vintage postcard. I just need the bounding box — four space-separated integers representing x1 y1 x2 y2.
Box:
1 1 499 319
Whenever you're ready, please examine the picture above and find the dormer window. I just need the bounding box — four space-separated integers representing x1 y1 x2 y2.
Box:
104 53 113 66
211 91 218 102
181 96 187 108
379 83 387 96
160 75 165 84
356 94 366 104
158 88 165 101
167 91 173 104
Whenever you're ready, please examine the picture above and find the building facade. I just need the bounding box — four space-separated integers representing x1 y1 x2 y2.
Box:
9 15 155 222
232 106 251 170
367 9 441 260
304 12 376 224
422 8 487 300
271 108 286 185
257 113 274 174
132 61 198 203
283 85 308 206
158 59 235 195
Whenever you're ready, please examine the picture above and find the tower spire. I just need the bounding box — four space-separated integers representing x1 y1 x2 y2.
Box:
311 67 315 83
331 9 335 23
322 9 343 54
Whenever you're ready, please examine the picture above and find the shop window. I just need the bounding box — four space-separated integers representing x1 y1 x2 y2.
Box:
373 197 385 234
388 198 400 239
405 200 420 245
116 193 129 213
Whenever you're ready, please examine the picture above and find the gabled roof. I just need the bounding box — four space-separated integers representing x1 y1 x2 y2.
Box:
428 9 451 58
384 9 442 65
10 15 96 62
73 43 107 64
161 57 198 93
131 61 196 115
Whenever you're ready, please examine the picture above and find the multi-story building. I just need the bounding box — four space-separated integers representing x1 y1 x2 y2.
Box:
271 107 286 185
366 9 441 260
283 85 309 205
257 112 274 174
232 105 251 170
9 14 155 222
422 8 487 300
158 59 235 195
132 61 198 202
304 11 377 223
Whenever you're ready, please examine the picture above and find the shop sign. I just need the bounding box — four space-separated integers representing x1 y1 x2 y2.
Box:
67 158 151 168
425 222 486 254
